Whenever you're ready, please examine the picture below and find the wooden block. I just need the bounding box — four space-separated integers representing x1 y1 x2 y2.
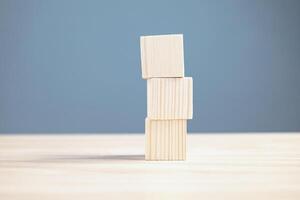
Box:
140 34 185 79
147 77 193 119
145 118 187 161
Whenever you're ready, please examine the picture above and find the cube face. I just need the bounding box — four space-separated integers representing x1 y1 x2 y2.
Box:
140 34 185 79
145 118 187 160
147 77 193 119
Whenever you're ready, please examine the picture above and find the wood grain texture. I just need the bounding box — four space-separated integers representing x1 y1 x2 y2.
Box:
140 34 184 79
0 133 300 200
147 77 193 119
145 118 187 160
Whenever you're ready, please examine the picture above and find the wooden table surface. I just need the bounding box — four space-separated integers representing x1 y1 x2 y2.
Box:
0 133 300 200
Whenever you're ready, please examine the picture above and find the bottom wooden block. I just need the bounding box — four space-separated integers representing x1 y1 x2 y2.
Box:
145 118 187 161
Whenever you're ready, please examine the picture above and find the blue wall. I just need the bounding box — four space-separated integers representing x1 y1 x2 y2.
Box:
1 0 300 133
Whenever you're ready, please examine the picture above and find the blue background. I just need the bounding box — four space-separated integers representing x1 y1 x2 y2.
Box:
1 0 299 133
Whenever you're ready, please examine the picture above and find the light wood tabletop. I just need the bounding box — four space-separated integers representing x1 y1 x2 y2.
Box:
0 133 299 200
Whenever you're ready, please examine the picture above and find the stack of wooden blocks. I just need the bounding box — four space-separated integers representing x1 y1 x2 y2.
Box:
140 34 193 161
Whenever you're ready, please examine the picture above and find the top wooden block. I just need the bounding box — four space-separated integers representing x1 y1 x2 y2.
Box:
140 34 185 79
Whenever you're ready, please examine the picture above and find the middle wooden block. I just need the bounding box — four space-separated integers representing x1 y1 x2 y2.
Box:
147 77 193 119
